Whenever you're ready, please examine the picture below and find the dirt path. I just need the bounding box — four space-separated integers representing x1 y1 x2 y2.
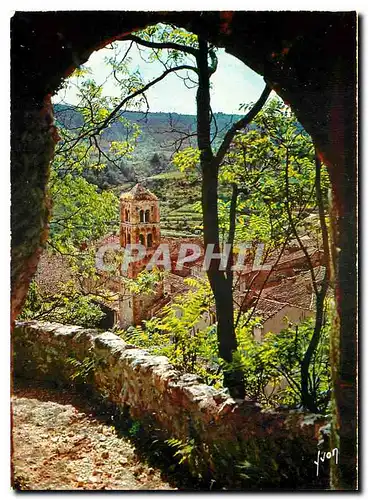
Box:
11 383 176 491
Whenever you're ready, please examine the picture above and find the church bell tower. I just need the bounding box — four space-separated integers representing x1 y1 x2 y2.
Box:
118 183 161 327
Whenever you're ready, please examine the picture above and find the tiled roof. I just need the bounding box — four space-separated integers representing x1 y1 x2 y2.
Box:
164 273 191 295
35 252 75 295
253 298 289 320
263 275 314 310
262 267 328 311
120 183 158 201
94 295 120 312
94 234 120 248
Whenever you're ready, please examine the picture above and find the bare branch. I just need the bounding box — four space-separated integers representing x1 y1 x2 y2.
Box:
126 34 198 56
315 149 331 289
94 64 198 135
56 64 197 156
215 84 272 166
284 147 319 295
208 48 218 76
210 106 218 145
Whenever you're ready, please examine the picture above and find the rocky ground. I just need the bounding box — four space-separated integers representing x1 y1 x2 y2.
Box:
11 382 177 491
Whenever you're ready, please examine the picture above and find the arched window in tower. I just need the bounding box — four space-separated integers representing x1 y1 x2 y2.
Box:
139 233 145 246
147 233 153 248
139 209 144 223
125 209 129 221
145 209 150 222
127 233 131 245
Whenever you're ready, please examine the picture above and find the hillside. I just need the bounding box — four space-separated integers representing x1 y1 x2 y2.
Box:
54 103 243 238
54 103 242 184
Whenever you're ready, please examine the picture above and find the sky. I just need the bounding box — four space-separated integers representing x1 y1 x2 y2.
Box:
53 42 266 115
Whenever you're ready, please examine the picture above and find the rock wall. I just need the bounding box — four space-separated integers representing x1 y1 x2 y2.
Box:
13 320 330 489
11 96 55 324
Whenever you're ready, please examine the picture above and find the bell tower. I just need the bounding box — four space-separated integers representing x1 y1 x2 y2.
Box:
118 183 162 328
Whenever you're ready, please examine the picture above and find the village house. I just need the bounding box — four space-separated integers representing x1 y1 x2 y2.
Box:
34 183 326 338
115 183 326 336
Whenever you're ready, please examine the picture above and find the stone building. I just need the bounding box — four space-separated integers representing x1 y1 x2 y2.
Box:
33 182 324 337
117 184 214 330
118 183 164 329
119 182 161 274
116 183 325 334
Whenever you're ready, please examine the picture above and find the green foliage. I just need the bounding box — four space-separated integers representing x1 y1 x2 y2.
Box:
55 105 241 183
230 306 332 412
164 433 306 488
19 280 105 328
51 52 143 253
165 436 225 485
218 98 330 249
128 420 142 437
55 79 141 178
172 147 200 174
66 354 95 383
45 30 333 415
118 277 222 387
165 437 204 477
49 172 119 254
118 274 331 412
24 60 144 328
123 268 164 296
134 23 198 63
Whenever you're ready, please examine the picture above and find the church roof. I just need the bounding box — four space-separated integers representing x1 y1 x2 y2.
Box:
120 183 158 201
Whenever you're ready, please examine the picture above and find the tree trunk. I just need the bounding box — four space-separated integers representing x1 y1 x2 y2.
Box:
300 151 330 413
300 291 325 413
196 36 244 399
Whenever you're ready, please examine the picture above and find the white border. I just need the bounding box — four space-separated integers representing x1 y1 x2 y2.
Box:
2 3 364 498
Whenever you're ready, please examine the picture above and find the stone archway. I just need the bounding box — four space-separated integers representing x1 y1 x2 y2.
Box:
10 11 357 489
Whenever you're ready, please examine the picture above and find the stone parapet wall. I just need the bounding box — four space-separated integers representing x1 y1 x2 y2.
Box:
12 321 329 488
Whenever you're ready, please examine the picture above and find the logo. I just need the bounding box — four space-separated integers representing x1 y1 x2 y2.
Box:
95 242 272 273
